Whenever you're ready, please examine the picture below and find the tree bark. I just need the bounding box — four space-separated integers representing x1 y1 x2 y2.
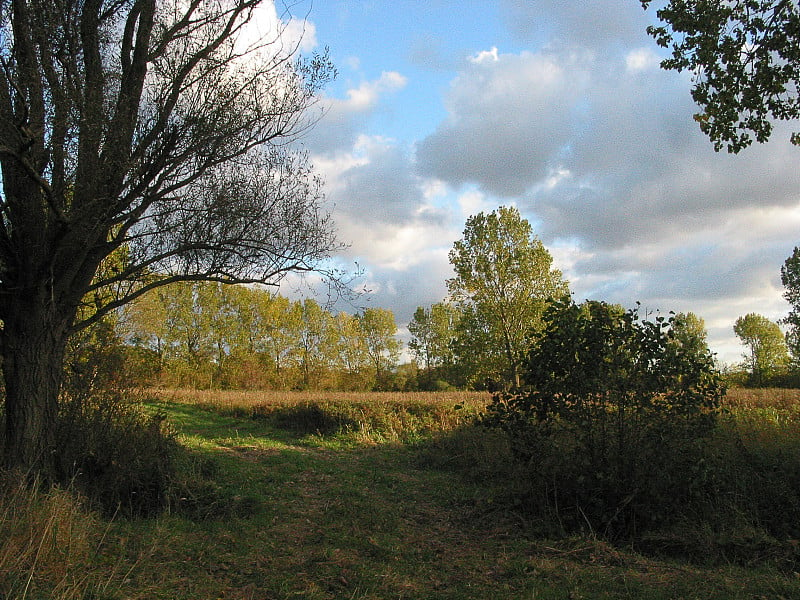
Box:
2 290 71 476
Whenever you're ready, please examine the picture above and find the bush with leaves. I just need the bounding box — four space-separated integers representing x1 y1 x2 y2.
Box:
55 389 179 518
483 298 725 539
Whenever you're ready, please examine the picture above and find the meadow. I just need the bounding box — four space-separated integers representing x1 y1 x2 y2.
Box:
4 387 800 599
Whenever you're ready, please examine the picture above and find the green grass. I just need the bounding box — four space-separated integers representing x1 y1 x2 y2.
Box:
94 390 800 599
7 389 800 599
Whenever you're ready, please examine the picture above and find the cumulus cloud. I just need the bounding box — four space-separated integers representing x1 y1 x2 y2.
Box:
409 15 800 364
416 49 588 197
302 1 800 364
236 1 318 58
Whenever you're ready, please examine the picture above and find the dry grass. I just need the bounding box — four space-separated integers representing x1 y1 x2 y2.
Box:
146 389 492 444
0 472 115 600
723 387 800 410
150 388 490 409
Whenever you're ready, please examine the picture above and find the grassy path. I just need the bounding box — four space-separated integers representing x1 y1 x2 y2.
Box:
109 401 800 600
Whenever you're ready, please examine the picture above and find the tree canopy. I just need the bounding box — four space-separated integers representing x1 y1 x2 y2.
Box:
484 298 724 537
642 0 800 152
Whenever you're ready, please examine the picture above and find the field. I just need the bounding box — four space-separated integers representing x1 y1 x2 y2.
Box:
5 388 800 599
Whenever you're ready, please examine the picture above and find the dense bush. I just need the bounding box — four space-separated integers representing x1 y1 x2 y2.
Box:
484 298 725 539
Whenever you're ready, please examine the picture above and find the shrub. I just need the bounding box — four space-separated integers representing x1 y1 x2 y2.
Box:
483 299 725 539
55 389 180 518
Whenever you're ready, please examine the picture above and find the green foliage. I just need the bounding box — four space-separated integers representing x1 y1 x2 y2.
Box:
447 206 569 388
125 282 402 390
483 298 725 539
64 318 128 396
55 390 180 518
643 0 800 152
733 313 790 385
782 246 800 364
357 308 402 390
408 303 460 383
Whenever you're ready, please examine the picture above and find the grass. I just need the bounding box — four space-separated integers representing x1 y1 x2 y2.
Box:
5 388 800 599
0 471 131 600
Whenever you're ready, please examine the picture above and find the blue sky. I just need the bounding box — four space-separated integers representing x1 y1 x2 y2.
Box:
266 0 800 366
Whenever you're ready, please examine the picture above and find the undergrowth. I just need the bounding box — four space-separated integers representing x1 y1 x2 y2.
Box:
0 471 124 600
4 387 800 599
161 389 488 443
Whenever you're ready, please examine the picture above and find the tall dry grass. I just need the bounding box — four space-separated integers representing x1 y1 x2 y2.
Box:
153 388 490 409
0 471 122 600
150 389 492 442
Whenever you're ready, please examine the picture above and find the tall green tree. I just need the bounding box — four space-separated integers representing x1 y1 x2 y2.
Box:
641 0 800 152
447 206 568 388
734 313 790 384
669 311 712 360
0 0 337 473
781 246 800 364
330 311 372 390
296 299 335 390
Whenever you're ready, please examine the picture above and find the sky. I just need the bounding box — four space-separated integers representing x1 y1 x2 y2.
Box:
266 0 800 367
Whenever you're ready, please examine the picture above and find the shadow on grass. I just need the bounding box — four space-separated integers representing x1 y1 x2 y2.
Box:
118 399 800 600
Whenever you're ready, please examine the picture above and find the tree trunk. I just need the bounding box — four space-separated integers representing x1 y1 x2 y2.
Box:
2 294 70 477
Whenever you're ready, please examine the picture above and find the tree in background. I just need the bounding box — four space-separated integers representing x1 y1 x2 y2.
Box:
642 0 800 152
670 312 712 360
781 246 800 365
734 313 790 385
0 0 337 473
124 282 402 391
330 311 372 391
358 308 402 391
447 206 568 388
408 302 461 389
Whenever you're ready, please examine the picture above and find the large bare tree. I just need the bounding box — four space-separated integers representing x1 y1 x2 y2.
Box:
0 0 338 473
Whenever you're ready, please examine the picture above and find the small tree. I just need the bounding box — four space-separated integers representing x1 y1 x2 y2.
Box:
484 298 724 538
408 302 461 388
358 308 401 391
733 313 790 385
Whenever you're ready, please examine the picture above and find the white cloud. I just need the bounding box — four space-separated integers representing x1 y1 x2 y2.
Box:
236 1 317 58
469 47 499 64
416 49 587 197
306 72 408 154
302 0 800 365
344 71 408 111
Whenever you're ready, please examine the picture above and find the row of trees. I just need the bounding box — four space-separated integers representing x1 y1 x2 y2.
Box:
82 203 800 393
92 282 402 391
